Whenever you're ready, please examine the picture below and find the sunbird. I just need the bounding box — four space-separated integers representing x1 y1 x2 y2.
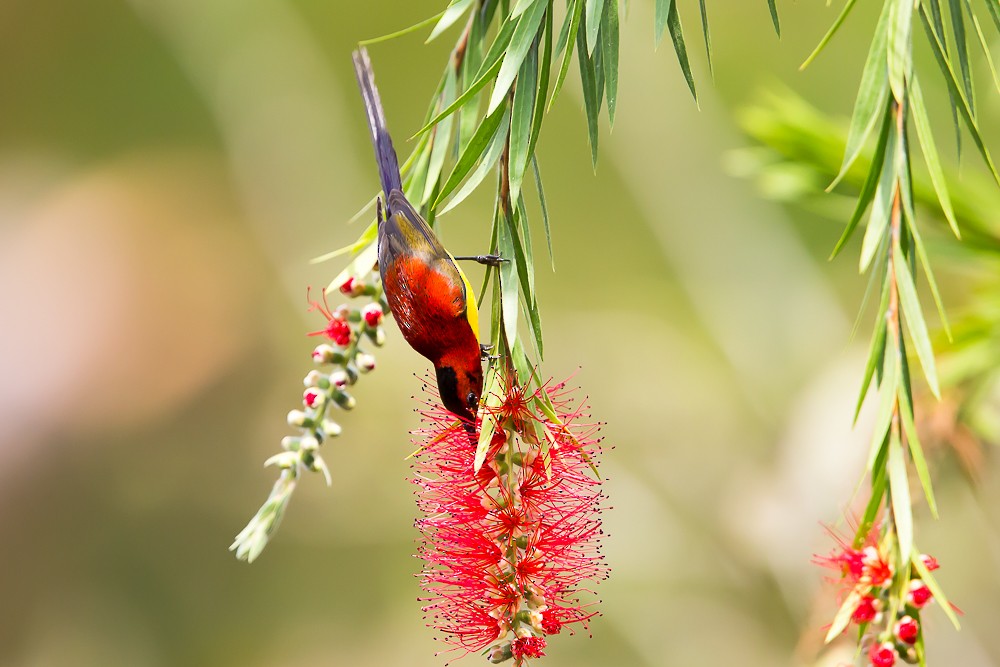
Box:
353 47 497 432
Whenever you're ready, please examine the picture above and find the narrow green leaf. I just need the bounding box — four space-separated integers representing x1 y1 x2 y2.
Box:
912 553 962 629
654 0 673 48
531 155 555 270
919 5 1000 184
801 0 859 70
422 68 458 205
667 1 698 103
860 464 888 538
504 198 536 309
831 103 892 259
475 364 502 471
556 0 577 57
550 0 585 111
894 240 941 397
909 75 960 237
361 10 446 45
927 0 963 159
906 211 952 340
985 0 1000 34
897 389 939 517
311 220 377 264
767 0 781 37
829 0 891 189
867 350 898 470
577 27 601 168
489 0 548 114
949 0 976 115
439 109 511 214
415 57 504 138
698 0 713 79
962 0 1000 92
854 275 891 422
602 0 621 124
528 8 553 157
509 42 538 204
858 135 895 272
825 590 864 643
887 429 913 564
511 0 542 18
887 0 913 102
517 195 536 297
436 104 507 208
427 0 475 42
586 0 607 55
498 208 520 345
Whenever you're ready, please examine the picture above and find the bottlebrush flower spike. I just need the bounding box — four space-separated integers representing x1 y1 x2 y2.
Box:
231 271 389 562
411 371 608 664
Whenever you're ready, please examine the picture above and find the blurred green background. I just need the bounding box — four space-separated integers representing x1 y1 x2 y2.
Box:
2 1 999 666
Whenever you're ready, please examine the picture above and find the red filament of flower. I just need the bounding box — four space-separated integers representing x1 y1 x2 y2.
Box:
412 376 607 658
511 636 546 659
306 288 352 346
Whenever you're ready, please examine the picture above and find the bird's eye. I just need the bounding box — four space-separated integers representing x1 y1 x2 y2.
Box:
467 392 478 408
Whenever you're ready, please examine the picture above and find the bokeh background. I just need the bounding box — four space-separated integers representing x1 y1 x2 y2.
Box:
2 1 999 666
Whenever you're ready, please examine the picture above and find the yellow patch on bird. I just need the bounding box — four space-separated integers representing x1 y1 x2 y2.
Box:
452 258 480 343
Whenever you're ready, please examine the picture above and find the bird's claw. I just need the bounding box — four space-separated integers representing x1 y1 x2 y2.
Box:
456 254 508 267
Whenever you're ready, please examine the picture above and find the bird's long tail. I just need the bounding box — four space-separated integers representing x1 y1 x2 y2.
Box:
352 47 403 200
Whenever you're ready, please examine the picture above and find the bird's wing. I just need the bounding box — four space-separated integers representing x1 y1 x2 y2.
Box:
379 191 479 340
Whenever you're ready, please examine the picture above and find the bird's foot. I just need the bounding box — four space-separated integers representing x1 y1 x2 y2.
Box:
480 344 499 361
455 254 508 267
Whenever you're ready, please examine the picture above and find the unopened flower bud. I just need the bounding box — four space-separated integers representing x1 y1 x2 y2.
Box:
894 615 919 645
303 370 324 387
367 327 387 347
333 391 356 410
356 353 376 373
339 277 355 295
321 419 342 438
312 344 345 365
287 410 312 428
869 641 898 667
329 371 349 389
852 595 878 624
280 436 301 451
362 303 384 327
264 451 299 469
300 435 320 452
303 388 324 408
906 580 932 608
487 643 512 664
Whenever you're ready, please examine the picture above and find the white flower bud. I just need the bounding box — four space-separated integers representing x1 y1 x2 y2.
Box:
357 353 376 373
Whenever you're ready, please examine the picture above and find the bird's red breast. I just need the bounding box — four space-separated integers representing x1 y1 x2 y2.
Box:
382 254 479 365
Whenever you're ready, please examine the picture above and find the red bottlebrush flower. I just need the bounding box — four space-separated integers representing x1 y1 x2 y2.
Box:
907 580 932 608
815 521 893 593
412 373 607 660
894 615 919 644
511 636 546 659
540 611 562 635
306 288 352 346
869 641 897 667
363 303 384 327
852 595 878 624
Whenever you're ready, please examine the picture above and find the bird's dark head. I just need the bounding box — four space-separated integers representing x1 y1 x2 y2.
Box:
434 357 483 430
